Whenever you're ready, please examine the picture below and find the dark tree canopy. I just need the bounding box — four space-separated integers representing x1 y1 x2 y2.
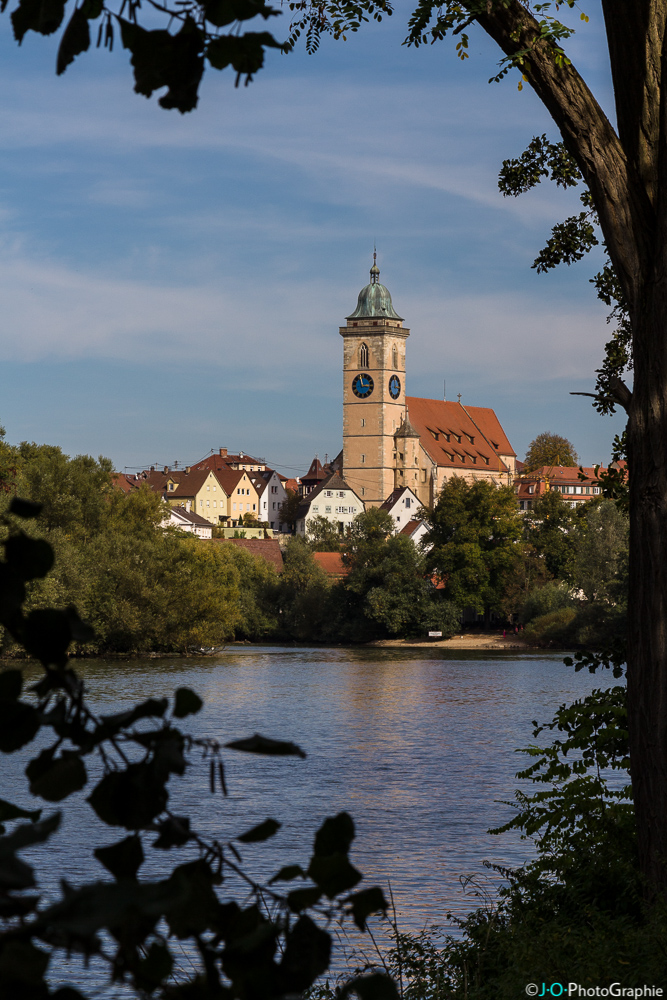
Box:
524 432 579 472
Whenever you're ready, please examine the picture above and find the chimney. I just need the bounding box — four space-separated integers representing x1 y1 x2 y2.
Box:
163 466 169 474
443 380 446 402
185 466 191 474
239 451 244 458
150 466 155 472
219 448 227 458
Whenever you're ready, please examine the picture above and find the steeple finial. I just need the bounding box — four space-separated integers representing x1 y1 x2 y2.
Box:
370 245 380 284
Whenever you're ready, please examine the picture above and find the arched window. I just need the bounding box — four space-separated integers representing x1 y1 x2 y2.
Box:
392 345 398 369
359 343 369 368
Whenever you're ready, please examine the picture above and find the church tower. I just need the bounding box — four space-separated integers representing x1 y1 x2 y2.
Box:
341 257 410 506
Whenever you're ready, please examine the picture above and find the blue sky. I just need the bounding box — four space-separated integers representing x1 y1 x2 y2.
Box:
0 1 626 477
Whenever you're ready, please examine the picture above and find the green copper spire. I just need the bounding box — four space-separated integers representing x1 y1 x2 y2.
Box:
347 253 404 321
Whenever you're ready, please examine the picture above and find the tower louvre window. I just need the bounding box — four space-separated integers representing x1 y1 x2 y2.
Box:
392 345 398 369
359 343 369 367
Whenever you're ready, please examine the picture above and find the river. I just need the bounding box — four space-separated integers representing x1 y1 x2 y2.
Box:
3 646 614 993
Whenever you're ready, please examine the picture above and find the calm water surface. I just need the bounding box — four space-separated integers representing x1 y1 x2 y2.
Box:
4 647 612 989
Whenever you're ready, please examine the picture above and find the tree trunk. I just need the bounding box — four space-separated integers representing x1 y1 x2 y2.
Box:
627 274 667 893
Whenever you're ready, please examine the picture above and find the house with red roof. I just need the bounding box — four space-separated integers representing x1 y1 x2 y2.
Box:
515 465 604 511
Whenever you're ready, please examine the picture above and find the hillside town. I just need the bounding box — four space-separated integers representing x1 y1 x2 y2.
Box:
111 261 616 569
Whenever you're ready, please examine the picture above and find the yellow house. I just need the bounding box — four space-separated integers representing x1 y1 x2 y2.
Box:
143 468 230 526
215 469 261 526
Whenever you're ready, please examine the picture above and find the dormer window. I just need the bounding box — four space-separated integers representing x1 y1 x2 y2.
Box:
359 343 369 367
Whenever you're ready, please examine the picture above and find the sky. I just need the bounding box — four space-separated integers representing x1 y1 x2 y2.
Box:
0 1 627 478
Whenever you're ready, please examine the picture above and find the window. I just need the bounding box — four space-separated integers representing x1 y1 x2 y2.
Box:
392 345 398 369
252 504 256 511
405 498 411 508
361 454 365 463
594 487 600 494
359 342 369 367
326 491 333 497
313 506 319 512
207 486 210 491
361 418 365 427
246 504 250 511
213 501 217 507
361 487 365 496
272 502 276 510
325 506 332 513
207 500 210 507
338 491 345 498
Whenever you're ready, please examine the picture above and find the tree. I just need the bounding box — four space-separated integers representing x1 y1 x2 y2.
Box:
424 477 521 621
522 487 577 580
306 515 342 552
523 432 579 472
277 489 300 534
573 499 629 606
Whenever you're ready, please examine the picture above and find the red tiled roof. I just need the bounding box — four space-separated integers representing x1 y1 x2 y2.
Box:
112 473 141 494
191 452 265 472
405 397 515 472
213 538 283 574
143 468 212 498
399 519 425 536
313 552 348 578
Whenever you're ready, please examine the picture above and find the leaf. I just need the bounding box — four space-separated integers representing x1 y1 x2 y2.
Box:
225 733 306 758
268 864 305 884
344 886 388 930
0 797 41 824
88 763 168 829
119 16 204 114
135 941 173 989
340 973 400 1000
0 700 40 752
313 811 355 856
237 817 280 843
10 0 65 42
22 608 73 665
9 497 42 518
153 815 191 849
206 30 281 77
0 939 50 987
26 748 87 801
202 0 278 28
173 686 203 718
99 697 168 732
4 532 54 580
0 668 22 700
279 914 331 992
94 835 144 879
56 5 90 74
308 853 362 899
286 886 322 912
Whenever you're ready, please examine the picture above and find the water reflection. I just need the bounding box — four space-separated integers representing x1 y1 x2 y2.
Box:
6 648 612 990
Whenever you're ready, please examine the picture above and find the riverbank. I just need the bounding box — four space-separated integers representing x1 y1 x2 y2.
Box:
372 632 534 650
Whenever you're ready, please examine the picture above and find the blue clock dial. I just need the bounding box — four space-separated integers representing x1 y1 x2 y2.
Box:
352 373 374 399
389 375 401 400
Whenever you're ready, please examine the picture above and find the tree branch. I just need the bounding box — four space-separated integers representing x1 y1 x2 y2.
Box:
474 1 655 311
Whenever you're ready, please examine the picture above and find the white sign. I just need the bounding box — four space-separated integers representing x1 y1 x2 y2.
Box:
428 631 443 638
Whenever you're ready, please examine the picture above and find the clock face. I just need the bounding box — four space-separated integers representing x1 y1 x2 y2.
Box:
389 374 401 400
352 373 374 399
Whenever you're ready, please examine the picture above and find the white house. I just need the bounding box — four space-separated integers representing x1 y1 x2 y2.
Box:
379 486 422 532
295 472 365 537
399 519 430 548
251 469 290 533
166 505 213 539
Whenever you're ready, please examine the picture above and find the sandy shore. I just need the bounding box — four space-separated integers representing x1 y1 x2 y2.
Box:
371 632 532 650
